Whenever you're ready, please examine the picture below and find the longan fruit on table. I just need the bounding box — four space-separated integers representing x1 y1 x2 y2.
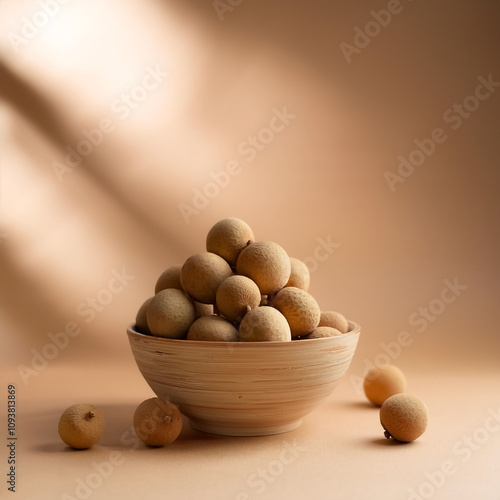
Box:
180 252 233 304
364 365 407 406
239 306 291 342
206 217 255 267
216 275 261 322
187 315 239 341
155 265 183 294
380 393 429 442
270 287 321 338
147 288 196 338
318 311 349 334
134 398 183 447
236 241 291 295
285 257 310 291
58 404 105 449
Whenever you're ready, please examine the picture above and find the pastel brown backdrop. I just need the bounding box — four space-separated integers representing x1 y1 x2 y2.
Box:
1 1 499 499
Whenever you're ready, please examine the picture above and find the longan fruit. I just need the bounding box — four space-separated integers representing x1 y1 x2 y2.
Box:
364 365 407 406
206 217 255 267
135 297 153 335
236 241 291 295
239 306 291 342
180 252 232 304
303 326 342 339
216 275 261 322
147 288 196 338
319 311 349 334
194 301 214 318
133 398 182 447
58 404 105 449
187 315 239 341
380 393 429 442
270 287 320 338
155 265 183 294
285 257 310 291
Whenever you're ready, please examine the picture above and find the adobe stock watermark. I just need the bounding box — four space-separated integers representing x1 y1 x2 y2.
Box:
350 277 467 395
408 406 500 500
385 73 500 192
339 0 409 64
234 439 305 499
52 64 168 182
60 451 125 500
302 235 340 273
178 106 296 224
7 0 70 52
213 0 243 21
16 268 135 385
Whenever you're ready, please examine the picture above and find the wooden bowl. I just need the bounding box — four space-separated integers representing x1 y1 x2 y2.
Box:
127 321 360 436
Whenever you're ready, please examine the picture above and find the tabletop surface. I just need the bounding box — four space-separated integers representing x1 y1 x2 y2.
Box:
4 358 499 500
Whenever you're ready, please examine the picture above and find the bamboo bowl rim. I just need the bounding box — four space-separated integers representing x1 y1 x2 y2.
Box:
127 319 361 346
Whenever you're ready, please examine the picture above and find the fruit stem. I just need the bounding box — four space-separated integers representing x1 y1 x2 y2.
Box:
85 411 95 421
162 416 172 424
384 430 392 440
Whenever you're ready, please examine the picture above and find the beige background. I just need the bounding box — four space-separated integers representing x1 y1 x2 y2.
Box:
1 1 499 499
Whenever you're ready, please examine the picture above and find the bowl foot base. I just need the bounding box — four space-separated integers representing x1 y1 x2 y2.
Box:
189 419 303 437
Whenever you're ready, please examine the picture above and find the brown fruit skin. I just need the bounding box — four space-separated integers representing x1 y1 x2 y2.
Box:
216 275 261 322
303 326 342 339
318 311 349 334
239 306 291 342
147 288 196 338
285 258 310 291
380 393 429 442
58 404 105 449
187 315 239 341
134 398 182 447
180 252 233 304
136 297 153 335
155 266 183 294
364 365 407 406
206 218 255 267
236 241 291 295
270 287 320 338
194 301 214 318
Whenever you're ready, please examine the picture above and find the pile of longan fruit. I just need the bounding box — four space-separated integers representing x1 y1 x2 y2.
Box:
135 218 350 342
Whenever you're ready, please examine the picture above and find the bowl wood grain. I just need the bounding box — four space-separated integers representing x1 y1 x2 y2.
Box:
127 321 360 436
